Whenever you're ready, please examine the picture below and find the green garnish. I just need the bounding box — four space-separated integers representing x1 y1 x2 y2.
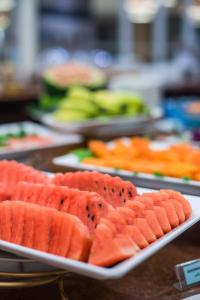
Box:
182 176 191 182
133 172 139 176
0 126 28 147
71 148 94 161
17 126 27 138
153 172 164 178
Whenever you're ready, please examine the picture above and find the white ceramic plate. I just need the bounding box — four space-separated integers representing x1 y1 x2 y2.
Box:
0 187 199 280
0 121 82 159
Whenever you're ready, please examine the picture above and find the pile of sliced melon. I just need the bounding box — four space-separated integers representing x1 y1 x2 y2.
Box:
0 160 192 267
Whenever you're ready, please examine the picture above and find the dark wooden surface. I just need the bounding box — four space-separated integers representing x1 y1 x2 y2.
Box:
0 145 198 300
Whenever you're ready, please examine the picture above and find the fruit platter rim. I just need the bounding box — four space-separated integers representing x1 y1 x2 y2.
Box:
0 187 199 280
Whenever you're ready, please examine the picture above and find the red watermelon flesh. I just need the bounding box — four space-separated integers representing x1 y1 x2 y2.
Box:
105 208 149 249
138 196 171 233
116 207 136 225
134 218 156 243
88 219 139 266
109 206 156 243
121 226 149 249
10 202 25 245
160 190 192 220
52 171 137 208
22 205 35 248
47 185 62 209
0 201 90 261
115 207 149 248
0 185 9 201
32 206 50 252
148 190 184 224
0 160 50 197
12 182 113 233
126 199 164 238
48 210 66 256
0 202 12 242
106 210 127 230
0 161 8 186
60 188 113 234
159 191 185 224
142 192 179 228
67 217 92 261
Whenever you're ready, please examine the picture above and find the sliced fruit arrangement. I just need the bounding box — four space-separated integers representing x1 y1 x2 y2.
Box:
12 182 113 233
0 125 52 150
0 160 192 267
53 87 148 123
38 63 107 112
52 171 138 208
78 137 200 181
0 160 50 198
0 201 91 261
43 63 107 96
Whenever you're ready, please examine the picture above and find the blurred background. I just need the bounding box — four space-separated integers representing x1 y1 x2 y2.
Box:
0 0 200 138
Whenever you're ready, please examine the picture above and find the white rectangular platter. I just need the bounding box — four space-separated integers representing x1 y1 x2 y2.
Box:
0 187 199 280
0 121 82 159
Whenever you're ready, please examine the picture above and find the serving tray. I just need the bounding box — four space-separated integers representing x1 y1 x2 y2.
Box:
0 187 199 280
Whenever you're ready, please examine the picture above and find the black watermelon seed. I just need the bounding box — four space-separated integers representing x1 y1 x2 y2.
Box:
86 205 89 211
87 214 90 218
91 215 95 221
123 199 126 203
60 199 64 205
104 187 107 191
122 188 124 193
98 203 102 208
112 188 114 193
119 192 122 197
128 191 132 197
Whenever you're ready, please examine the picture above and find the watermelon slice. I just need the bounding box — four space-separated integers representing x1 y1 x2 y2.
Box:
159 191 185 224
12 182 113 233
121 225 148 249
0 160 50 197
10 201 25 245
142 192 179 228
89 219 139 266
32 206 50 252
48 210 70 256
53 171 137 208
106 206 156 243
126 199 164 238
138 196 171 233
67 217 92 262
0 201 91 261
0 201 12 242
160 190 192 220
104 208 149 249
22 204 36 248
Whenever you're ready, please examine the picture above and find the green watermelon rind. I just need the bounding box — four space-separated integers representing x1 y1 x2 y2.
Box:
43 69 107 97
